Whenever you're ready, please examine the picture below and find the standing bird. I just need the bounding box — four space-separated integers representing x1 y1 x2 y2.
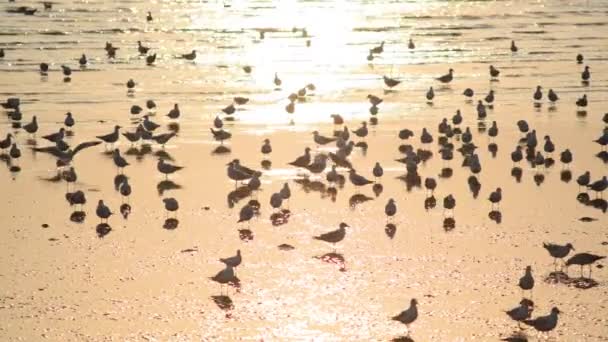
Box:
270 192 283 211
443 194 456 216
146 53 156 65
348 169 373 188
533 86 542 101
462 88 474 98
489 187 502 210
367 94 383 106
488 121 498 140
112 149 129 172
505 299 533 328
162 197 179 217
137 41 149 55
477 101 486 119
313 222 348 247
146 11 153 22
543 243 575 268
157 159 184 178
313 131 337 146
210 265 236 294
518 266 534 297
167 104 180 119
576 171 590 190
511 146 523 164
436 68 454 83
22 115 38 136
370 41 385 54
238 203 254 224
408 38 415 49
220 250 242 270
424 177 437 195
576 53 584 64
510 40 518 52
261 138 272 156
180 50 196 60
280 183 291 206
560 149 572 167
523 308 560 333
96 200 112 223
351 122 368 138
288 147 311 168
126 79 136 90
142 115 160 131
581 65 590 82
392 299 418 336
273 72 282 87
79 54 87 67
543 135 555 154
576 94 587 108
383 75 401 88
485 90 495 105
96 125 121 149
119 180 131 200
548 89 559 103
146 99 157 111
566 253 606 278
385 198 396 222
489 65 500 79
61 65 72 77
373 162 383 182
426 87 434 102
587 176 607 197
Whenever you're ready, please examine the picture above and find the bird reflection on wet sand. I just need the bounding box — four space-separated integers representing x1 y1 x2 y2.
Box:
314 252 346 272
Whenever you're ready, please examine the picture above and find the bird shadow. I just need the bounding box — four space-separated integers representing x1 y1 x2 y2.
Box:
157 180 182 196
227 186 252 208
270 209 291 226
560 170 572 183
120 203 131 219
163 218 179 230
278 243 295 251
40 173 62 183
396 172 422 192
499 332 528 342
489 210 502 224
596 151 608 163
443 217 456 232
294 178 328 196
439 167 453 179
125 144 153 160
385 223 397 239
533 173 545 186
488 143 498 158
391 336 415 342
96 223 112 238
167 122 180 133
544 271 599 289
238 229 254 242
261 159 272 170
349 193 374 209
154 150 174 161
69 211 86 223
212 145 231 155
211 295 234 311
511 167 523 183
314 252 346 272
373 183 383 197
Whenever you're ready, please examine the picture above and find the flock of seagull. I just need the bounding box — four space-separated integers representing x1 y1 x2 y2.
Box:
2 4 608 341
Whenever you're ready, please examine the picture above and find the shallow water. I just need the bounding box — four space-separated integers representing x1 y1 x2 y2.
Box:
1 0 607 341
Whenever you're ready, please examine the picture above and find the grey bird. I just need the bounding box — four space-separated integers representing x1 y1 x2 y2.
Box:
142 115 160 131
64 112 75 128
180 50 196 60
22 116 38 136
523 307 560 333
157 159 183 178
489 187 502 209
289 148 312 168
367 94 383 106
314 222 348 246
151 132 177 147
518 266 534 296
581 66 590 81
489 65 500 78
162 197 179 216
305 154 328 174
9 143 21 159
576 171 590 189
587 176 607 196
543 243 574 266
477 100 486 118
385 198 396 221
96 125 121 148
119 180 131 198
484 90 495 104
560 149 572 166
426 87 434 101
373 162 383 182
210 265 236 294
167 104 180 119
392 299 418 335
566 253 606 278
505 299 533 328
214 116 223 129
351 122 368 138
548 89 559 103
463 88 474 98
533 86 542 101
112 149 129 171
280 183 291 202
220 250 242 269
270 192 283 211
313 131 336 146
146 99 157 111
238 203 255 223
510 40 518 52
348 169 373 187
210 128 232 144
436 68 454 83
511 146 523 164
43 128 65 143
261 139 272 155
96 200 112 223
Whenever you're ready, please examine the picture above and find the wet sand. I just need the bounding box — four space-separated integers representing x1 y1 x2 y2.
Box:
1 0 608 340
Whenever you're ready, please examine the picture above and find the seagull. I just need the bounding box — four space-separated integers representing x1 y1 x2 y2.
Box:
238 203 254 223
548 89 559 103
484 90 495 104
122 129 142 146
146 100 156 111
227 159 258 184
576 94 587 108
43 128 65 143
157 159 183 178
142 115 160 131
489 65 500 78
385 198 396 221
517 120 529 134
566 253 606 278
32 141 101 164
261 139 272 155
383 75 401 88
280 183 291 204
162 197 179 217
443 194 456 215
313 222 348 247
210 265 236 294
61 65 72 77
576 53 583 64
518 266 534 297
436 68 454 83
22 116 38 136
367 94 383 106
222 103 236 115
451 110 463 126
273 73 282 87
131 105 143 115
151 132 176 148
331 114 344 125
137 41 149 54
119 179 131 199
587 176 607 196
393 299 418 336
112 149 129 172
180 50 196 60
126 79 135 89
79 54 87 67
40 62 49 74
420 128 433 144
214 116 223 129
408 38 415 49
576 171 590 190
505 299 533 328
146 11 153 22
533 86 542 101
234 96 249 105
67 190 86 209
0 48 4 58
96 125 121 148
313 131 336 146
146 53 156 65
351 122 368 138
305 154 329 175
210 128 232 144
9 143 20 159
348 169 373 188
463 88 474 98
288 147 311 168
543 136 554 154
424 177 437 195
96 200 112 223
373 162 383 182
477 101 486 118
220 250 242 270
167 104 180 119
488 121 498 139
523 308 560 333
511 146 523 164
581 66 590 81
543 243 575 267
426 87 434 101
270 192 283 211
370 41 384 54
489 187 502 210
510 40 518 52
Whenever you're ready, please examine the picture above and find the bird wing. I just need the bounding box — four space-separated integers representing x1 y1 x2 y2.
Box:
73 141 102 156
